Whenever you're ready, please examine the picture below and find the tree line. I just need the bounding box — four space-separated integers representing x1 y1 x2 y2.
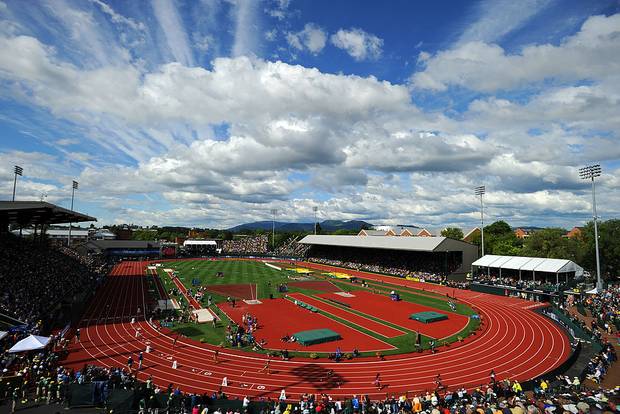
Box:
446 220 619 280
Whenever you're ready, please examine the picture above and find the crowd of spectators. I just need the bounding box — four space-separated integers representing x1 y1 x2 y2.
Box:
223 236 269 255
275 237 311 257
306 246 461 279
0 234 108 328
579 286 620 335
308 257 447 281
584 343 617 384
474 275 565 292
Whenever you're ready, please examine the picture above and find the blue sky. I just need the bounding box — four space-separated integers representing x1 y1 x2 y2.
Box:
0 0 619 229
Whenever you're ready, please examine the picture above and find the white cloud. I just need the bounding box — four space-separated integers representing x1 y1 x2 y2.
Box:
1 9 619 228
331 28 383 61
56 138 80 146
286 23 327 55
90 0 145 32
264 29 277 41
456 0 555 45
192 33 212 52
152 0 195 66
42 0 130 67
411 13 620 92
232 0 261 57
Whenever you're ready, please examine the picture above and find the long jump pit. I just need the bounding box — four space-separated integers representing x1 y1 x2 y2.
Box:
193 309 215 323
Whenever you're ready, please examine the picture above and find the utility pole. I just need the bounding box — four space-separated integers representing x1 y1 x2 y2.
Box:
579 165 603 292
474 186 485 257
12 165 23 201
68 180 78 246
313 206 318 235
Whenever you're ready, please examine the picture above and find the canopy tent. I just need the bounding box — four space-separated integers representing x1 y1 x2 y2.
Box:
586 287 599 294
472 255 584 283
8 335 50 353
0 331 7 341
183 240 217 246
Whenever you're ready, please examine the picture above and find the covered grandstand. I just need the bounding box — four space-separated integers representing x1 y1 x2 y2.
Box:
299 235 478 275
0 201 96 230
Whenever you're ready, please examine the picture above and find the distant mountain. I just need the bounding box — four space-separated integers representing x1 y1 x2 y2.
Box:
227 220 373 233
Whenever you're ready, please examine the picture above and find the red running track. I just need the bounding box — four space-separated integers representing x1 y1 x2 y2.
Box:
315 291 469 340
288 293 406 338
62 259 571 401
217 298 396 351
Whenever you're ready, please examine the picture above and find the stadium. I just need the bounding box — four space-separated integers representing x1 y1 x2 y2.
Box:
1 2 619 414
0 199 617 413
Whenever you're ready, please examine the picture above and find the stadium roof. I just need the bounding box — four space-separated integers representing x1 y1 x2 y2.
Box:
299 234 473 252
0 201 96 226
472 255 583 274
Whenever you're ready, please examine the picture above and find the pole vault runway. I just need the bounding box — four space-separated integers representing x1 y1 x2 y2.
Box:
62 260 572 400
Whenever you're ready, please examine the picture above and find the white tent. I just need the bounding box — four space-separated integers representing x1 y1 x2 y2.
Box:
586 287 599 294
8 335 50 353
0 331 7 341
472 254 584 283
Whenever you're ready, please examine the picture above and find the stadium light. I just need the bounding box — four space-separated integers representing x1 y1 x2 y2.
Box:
474 186 485 257
68 180 79 247
313 206 318 235
12 165 23 201
579 164 603 292
270 208 278 251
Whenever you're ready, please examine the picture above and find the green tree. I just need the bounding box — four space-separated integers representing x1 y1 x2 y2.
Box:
441 227 464 240
521 228 583 262
582 219 620 279
485 220 513 237
470 220 521 255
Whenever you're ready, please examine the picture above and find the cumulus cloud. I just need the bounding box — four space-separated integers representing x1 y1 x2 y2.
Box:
411 13 620 92
330 28 383 61
286 23 327 55
0 6 619 228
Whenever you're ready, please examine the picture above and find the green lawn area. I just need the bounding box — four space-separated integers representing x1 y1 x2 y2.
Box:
150 259 480 357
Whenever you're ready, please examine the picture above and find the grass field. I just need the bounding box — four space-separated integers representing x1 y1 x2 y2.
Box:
152 259 480 357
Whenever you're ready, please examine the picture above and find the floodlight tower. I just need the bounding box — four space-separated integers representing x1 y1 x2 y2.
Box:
313 206 318 235
474 186 486 257
270 208 278 251
12 165 23 201
68 180 78 246
579 164 603 292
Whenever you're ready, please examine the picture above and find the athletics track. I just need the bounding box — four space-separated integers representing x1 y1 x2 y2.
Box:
62 259 571 400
